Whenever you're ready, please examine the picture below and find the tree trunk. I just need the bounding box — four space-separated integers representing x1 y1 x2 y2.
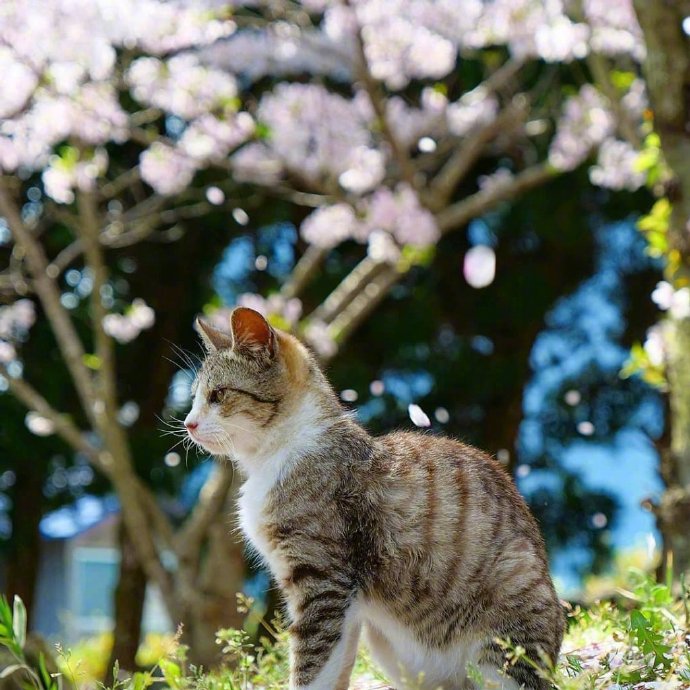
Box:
106 522 147 681
634 0 690 578
185 523 246 668
6 464 42 622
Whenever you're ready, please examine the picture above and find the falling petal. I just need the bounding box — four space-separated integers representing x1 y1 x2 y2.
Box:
463 245 496 288
408 403 431 427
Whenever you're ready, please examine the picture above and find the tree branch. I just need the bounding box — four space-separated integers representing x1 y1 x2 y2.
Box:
281 245 328 300
0 362 104 468
436 162 556 233
0 182 97 424
175 464 234 565
350 12 416 187
426 96 529 210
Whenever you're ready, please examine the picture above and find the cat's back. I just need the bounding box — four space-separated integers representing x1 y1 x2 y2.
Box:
366 429 557 616
372 430 538 535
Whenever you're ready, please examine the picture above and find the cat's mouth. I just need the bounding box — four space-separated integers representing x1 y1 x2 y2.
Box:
187 428 222 453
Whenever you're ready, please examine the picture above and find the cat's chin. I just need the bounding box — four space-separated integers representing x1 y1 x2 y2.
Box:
186 433 230 457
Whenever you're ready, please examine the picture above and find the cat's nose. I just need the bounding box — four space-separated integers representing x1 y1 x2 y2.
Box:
185 418 198 431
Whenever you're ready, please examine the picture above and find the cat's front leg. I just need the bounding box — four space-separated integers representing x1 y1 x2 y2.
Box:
287 576 360 690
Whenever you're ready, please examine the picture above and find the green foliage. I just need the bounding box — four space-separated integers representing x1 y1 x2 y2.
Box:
0 595 59 690
621 341 666 390
637 197 671 260
3 575 689 690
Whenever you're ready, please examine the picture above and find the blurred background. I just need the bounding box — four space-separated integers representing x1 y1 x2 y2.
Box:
1 0 689 680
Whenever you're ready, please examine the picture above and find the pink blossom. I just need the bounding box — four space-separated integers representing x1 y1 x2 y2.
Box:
103 299 155 344
43 148 109 204
304 319 337 358
301 204 360 249
258 83 382 191
140 142 198 196
126 54 238 120
364 185 440 247
589 138 645 191
180 112 254 162
583 0 645 60
0 341 17 363
447 88 498 137
548 85 615 171
235 293 303 327
0 299 36 340
230 143 283 186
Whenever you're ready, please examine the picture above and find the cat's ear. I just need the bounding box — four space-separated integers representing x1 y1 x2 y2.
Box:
195 317 233 352
230 307 276 358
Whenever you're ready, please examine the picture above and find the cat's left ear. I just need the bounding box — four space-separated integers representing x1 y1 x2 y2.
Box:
230 307 276 359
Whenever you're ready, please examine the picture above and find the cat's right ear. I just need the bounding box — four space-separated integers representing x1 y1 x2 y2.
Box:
195 317 233 352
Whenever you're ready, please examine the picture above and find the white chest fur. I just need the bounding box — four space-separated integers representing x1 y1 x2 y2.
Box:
236 438 310 586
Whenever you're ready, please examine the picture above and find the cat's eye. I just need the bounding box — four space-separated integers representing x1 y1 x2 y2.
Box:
208 387 227 405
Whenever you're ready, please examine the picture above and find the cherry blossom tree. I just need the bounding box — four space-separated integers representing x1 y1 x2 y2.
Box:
0 0 679 662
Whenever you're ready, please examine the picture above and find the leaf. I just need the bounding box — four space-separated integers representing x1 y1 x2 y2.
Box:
13 596 26 650
159 659 182 690
82 353 102 370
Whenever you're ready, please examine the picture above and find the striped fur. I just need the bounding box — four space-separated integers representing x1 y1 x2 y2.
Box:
185 308 565 690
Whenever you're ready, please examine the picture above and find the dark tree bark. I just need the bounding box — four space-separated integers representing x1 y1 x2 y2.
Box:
106 522 147 680
6 464 43 622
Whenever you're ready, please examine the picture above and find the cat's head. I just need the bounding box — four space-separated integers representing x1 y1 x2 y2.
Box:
184 307 333 461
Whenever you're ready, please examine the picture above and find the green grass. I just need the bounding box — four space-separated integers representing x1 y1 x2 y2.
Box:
1 571 689 690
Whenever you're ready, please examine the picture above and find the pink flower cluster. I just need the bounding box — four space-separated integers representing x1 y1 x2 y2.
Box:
548 85 615 172
301 184 439 251
103 299 155 344
254 83 385 194
0 299 36 363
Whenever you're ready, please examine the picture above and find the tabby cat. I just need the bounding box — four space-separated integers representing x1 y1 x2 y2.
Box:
184 307 564 690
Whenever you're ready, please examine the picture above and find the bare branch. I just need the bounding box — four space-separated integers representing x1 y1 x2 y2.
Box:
426 96 530 210
0 182 97 424
176 464 234 566
281 246 328 300
436 162 556 233
310 257 385 323
77 190 118 415
0 362 103 466
325 263 400 356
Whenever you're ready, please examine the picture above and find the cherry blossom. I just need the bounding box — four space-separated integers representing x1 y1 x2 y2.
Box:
257 83 384 192
140 143 198 196
236 293 303 327
364 184 439 246
447 88 497 137
0 299 36 340
43 148 109 204
103 299 155 344
126 54 238 120
589 138 645 191
549 85 615 171
301 204 360 250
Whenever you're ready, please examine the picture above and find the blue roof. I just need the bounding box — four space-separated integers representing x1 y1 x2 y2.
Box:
39 462 217 540
40 495 120 540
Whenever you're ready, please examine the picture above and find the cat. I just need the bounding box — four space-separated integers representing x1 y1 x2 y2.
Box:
184 307 565 690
